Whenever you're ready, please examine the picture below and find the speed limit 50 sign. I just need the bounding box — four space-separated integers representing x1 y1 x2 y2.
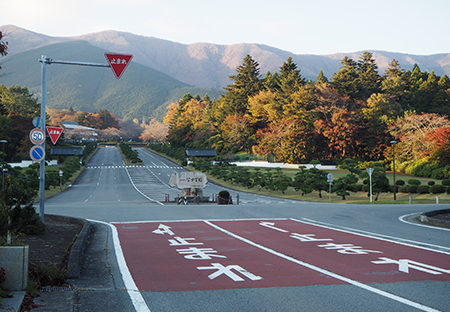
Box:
29 128 45 145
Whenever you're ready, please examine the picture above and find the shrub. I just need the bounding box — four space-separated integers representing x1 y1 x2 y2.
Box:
430 185 446 194
29 262 67 287
407 179 421 186
395 180 405 186
83 142 97 159
403 158 428 175
406 185 418 193
427 181 435 186
442 179 450 186
362 185 370 192
10 205 45 235
417 185 430 194
399 186 408 193
411 161 432 177
218 190 230 198
431 168 447 179
118 143 142 163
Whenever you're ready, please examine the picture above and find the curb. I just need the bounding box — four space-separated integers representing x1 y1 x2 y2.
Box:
418 208 450 229
44 214 92 279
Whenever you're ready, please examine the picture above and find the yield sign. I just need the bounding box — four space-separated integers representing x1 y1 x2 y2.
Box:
46 126 64 145
104 53 133 79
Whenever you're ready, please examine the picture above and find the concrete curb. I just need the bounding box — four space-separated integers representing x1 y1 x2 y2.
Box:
0 291 25 312
44 214 92 279
418 208 450 229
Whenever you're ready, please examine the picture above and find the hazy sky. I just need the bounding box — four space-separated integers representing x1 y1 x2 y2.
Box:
2 0 449 55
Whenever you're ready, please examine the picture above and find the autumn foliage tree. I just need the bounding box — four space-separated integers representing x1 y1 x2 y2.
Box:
164 52 450 167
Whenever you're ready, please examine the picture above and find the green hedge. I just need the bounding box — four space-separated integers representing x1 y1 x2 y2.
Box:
430 185 446 194
417 185 430 194
398 159 450 179
118 143 142 163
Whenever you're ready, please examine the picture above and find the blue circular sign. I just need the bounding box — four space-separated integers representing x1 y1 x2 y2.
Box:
29 145 46 162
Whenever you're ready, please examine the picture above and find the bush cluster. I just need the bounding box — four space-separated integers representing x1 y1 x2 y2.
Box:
83 142 97 159
398 160 450 179
118 143 142 163
400 177 449 194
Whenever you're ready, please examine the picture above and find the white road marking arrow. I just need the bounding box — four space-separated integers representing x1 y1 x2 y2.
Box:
259 221 289 233
152 223 175 236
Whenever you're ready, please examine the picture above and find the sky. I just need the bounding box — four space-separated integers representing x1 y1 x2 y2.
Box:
1 0 449 56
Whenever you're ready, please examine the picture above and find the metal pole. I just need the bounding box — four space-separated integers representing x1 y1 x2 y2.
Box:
329 182 331 202
39 55 50 223
392 143 396 201
1 140 6 193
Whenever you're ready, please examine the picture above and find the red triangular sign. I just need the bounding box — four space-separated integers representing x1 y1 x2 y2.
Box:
46 126 64 145
104 53 133 79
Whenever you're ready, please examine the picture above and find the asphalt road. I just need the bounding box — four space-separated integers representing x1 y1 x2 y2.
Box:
41 147 450 312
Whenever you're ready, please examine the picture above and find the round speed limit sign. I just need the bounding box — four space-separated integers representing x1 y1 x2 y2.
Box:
29 128 45 145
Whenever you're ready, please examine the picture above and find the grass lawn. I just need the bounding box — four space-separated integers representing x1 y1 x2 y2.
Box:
145 148 450 205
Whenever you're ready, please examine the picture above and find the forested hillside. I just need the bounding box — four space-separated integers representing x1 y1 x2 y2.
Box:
166 52 450 169
0 39 221 121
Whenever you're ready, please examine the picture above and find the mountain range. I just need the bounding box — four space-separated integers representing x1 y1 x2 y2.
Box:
1 25 450 121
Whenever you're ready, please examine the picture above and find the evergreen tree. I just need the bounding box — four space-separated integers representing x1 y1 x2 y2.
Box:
316 70 329 84
359 162 390 201
382 59 407 101
330 56 361 100
264 71 280 93
222 54 264 116
356 52 381 99
277 57 305 103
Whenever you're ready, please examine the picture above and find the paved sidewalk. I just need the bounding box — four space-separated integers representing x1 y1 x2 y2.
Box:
1 221 134 312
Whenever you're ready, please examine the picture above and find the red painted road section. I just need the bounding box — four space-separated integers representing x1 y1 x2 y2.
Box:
113 219 450 292
212 219 450 284
114 221 342 291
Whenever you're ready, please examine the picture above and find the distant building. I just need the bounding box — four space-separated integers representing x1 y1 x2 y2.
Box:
61 121 98 143
185 148 217 165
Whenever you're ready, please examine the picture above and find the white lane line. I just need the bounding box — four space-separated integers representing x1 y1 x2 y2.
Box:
124 167 164 205
299 218 450 254
399 212 450 232
204 220 442 312
92 220 151 312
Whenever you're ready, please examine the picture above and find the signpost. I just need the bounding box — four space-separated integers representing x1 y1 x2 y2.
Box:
38 52 132 222
327 173 333 202
366 168 374 203
59 169 63 191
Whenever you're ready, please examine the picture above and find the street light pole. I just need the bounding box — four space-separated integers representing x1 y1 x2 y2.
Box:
1 140 7 193
390 141 397 201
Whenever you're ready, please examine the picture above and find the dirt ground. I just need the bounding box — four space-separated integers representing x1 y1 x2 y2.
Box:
432 212 450 221
16 219 82 273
